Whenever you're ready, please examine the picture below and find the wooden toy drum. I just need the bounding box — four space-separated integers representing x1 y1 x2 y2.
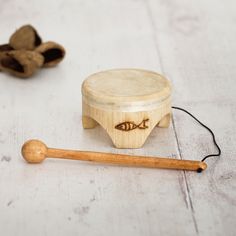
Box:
82 69 172 148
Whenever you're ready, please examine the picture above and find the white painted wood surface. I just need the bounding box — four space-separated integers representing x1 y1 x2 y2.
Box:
0 0 235 235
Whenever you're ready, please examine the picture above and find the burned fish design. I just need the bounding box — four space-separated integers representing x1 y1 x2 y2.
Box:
115 119 149 131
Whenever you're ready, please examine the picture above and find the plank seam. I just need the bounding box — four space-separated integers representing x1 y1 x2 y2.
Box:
172 116 199 234
144 0 199 234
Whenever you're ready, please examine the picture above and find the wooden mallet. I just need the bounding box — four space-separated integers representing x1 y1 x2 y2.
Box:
21 140 207 172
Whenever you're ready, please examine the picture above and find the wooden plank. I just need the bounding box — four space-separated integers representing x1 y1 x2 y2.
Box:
147 0 236 235
0 0 198 235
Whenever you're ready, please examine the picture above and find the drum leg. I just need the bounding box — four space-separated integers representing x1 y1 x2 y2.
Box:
157 113 171 128
82 116 98 129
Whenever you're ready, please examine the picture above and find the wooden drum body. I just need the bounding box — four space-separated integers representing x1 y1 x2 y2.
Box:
82 69 171 148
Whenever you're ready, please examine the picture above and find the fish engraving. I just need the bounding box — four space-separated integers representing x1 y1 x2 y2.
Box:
115 119 149 131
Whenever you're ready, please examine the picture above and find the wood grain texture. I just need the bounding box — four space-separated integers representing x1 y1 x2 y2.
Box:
22 139 207 171
147 0 236 235
0 0 235 236
82 69 171 148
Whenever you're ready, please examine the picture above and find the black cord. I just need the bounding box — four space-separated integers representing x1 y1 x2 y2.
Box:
172 106 221 163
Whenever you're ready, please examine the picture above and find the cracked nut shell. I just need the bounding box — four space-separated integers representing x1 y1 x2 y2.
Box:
0 50 44 78
35 41 65 67
9 25 42 50
0 44 14 71
0 44 14 52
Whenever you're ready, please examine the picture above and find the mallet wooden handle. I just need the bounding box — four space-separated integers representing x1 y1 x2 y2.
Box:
22 140 207 172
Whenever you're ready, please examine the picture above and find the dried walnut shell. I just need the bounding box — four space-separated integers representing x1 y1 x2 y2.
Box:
0 44 14 52
9 25 42 50
0 44 13 71
35 41 65 67
0 50 44 78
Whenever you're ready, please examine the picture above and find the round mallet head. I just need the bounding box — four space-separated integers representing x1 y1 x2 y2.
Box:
21 139 47 163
